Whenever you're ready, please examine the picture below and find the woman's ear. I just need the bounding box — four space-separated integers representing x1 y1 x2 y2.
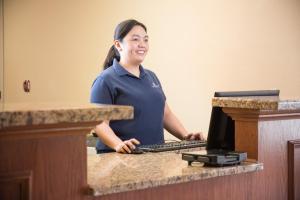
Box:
114 40 122 52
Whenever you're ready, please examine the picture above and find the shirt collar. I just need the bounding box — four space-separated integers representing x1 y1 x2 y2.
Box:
112 59 147 78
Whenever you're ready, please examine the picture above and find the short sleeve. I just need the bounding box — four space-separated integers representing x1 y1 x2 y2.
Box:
90 76 114 104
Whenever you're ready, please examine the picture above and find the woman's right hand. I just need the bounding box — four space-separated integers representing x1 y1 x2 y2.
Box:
114 138 140 153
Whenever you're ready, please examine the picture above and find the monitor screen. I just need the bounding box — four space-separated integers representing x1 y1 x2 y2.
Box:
206 90 280 151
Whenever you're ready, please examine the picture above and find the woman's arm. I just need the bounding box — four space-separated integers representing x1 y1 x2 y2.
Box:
95 120 140 153
163 103 204 140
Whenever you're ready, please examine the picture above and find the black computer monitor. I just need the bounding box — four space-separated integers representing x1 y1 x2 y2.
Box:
206 90 280 151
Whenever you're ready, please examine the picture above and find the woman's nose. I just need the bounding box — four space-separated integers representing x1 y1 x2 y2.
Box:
138 40 147 48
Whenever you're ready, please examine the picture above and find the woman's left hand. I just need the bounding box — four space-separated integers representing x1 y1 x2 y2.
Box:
183 132 205 141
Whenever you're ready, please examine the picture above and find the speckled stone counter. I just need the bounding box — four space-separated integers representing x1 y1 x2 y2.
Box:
87 151 263 196
212 96 300 110
0 103 133 129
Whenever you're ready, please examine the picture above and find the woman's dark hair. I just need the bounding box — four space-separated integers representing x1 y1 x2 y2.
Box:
103 19 147 70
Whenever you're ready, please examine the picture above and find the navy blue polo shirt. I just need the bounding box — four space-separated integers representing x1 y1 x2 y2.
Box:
90 59 166 152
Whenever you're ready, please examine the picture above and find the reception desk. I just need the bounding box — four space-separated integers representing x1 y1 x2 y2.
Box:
87 151 262 200
1 98 300 200
213 96 300 200
0 103 133 200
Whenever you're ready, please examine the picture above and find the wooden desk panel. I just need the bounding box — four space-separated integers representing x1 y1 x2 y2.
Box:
224 108 300 200
0 104 133 200
0 125 89 200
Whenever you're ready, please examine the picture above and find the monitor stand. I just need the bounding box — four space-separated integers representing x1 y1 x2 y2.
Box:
182 150 247 167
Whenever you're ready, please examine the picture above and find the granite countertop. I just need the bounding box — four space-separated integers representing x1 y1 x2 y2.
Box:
212 96 300 110
87 151 263 196
0 103 133 129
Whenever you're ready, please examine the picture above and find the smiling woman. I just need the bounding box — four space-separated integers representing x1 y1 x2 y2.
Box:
90 19 204 154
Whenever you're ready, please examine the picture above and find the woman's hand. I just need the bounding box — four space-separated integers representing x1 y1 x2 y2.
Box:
183 132 205 141
114 138 140 153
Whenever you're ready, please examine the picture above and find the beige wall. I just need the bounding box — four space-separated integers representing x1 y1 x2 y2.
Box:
0 0 3 107
3 0 300 138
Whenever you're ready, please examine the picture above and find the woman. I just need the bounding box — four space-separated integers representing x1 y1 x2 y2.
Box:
91 19 204 154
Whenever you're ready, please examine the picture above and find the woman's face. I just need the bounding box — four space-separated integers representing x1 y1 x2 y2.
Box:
115 25 149 65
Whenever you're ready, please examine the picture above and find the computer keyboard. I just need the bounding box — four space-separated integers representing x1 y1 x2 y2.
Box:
137 140 207 152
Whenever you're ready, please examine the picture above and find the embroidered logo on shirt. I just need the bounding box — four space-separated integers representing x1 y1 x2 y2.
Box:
152 82 160 88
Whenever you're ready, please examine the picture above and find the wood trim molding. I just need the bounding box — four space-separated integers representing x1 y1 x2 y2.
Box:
223 108 300 122
288 140 300 200
0 121 102 140
0 170 32 200
222 108 260 121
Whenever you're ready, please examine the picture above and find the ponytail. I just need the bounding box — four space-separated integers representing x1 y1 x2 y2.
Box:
103 45 120 70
